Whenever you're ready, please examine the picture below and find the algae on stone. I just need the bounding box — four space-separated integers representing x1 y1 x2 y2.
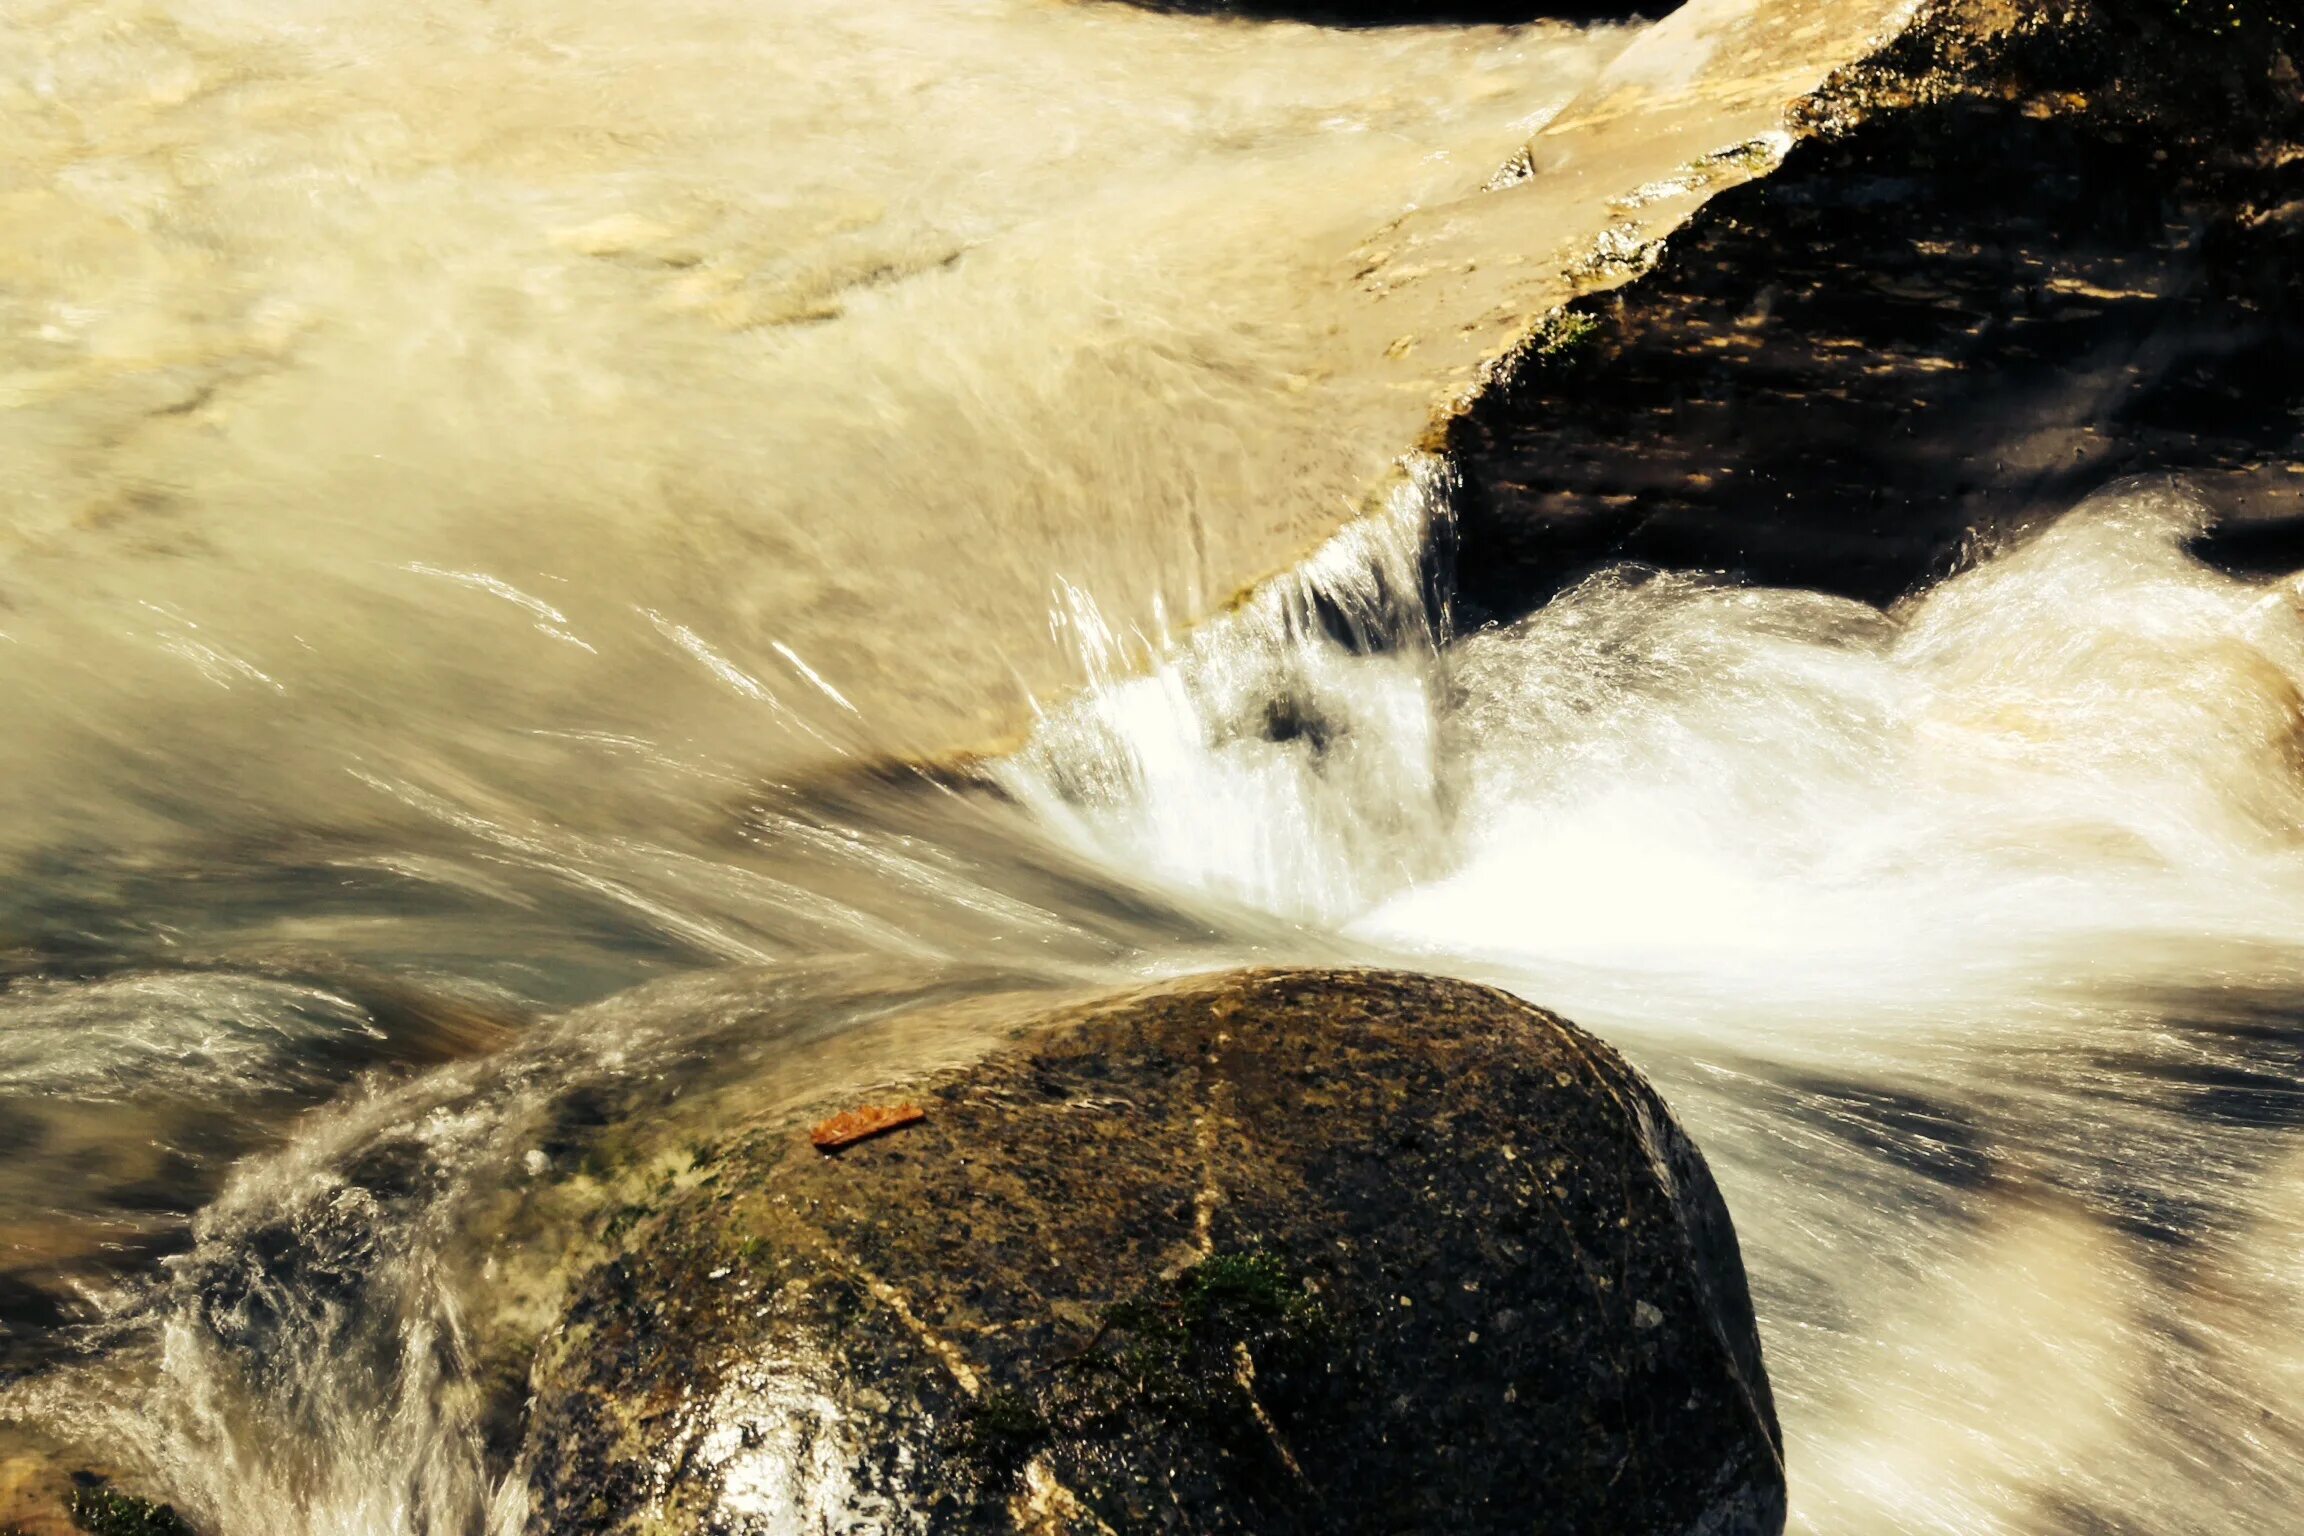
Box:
512 968 1784 1536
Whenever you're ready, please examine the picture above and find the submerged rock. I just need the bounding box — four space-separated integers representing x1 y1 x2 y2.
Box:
514 967 1780 1535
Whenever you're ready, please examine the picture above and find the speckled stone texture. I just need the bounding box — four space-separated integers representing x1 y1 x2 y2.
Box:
515 967 1781 1536
1442 0 2304 626
1113 3 1671 24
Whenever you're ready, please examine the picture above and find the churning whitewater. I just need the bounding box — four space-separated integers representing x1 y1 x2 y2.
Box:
3 0 2303 1533
1014 475 2304 1534
13 467 2304 1536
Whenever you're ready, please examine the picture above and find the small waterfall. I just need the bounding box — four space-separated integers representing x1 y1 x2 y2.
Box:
4 0 2299 1530
1001 457 1457 926
1007 471 2304 1534
15 450 2304 1535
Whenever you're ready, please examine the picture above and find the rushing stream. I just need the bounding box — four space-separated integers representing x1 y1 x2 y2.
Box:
3 1 2302 1534
1017 474 2304 1534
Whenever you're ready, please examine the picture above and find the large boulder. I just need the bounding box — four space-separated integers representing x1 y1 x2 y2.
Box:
1442 0 2304 625
514 967 1780 1535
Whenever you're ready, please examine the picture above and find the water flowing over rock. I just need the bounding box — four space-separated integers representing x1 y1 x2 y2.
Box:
514 968 1782 1535
10 1 2304 1533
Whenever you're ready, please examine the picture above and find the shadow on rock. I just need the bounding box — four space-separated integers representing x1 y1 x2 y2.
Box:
513 967 1781 1535
1445 0 2304 624
1109 1 1673 28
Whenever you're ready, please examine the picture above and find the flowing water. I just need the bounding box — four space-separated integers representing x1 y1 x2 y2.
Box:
3 1 2302 1534
1015 475 2304 1533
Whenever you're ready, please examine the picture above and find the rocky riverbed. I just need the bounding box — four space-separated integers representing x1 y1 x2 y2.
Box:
5 2 2304 1534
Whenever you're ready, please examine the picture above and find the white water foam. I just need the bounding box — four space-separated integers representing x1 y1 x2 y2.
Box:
1009 473 2304 1534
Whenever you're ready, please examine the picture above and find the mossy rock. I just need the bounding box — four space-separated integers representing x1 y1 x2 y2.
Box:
512 968 1781 1535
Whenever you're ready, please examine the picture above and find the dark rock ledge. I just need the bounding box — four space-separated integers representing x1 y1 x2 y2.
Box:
1443 0 2304 624
512 968 1781 1535
1113 3 1674 28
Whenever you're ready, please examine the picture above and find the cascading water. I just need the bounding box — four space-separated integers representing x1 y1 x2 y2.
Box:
4 1 2301 1533
1009 472 2304 1534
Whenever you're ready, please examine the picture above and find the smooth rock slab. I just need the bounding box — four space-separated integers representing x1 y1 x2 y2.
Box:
516 967 1782 1535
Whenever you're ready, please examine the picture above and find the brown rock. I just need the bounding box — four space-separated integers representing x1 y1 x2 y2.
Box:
512 967 1782 1535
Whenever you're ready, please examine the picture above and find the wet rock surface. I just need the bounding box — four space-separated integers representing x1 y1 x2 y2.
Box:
1115 2 1671 27
1444 0 2304 625
515 968 1781 1535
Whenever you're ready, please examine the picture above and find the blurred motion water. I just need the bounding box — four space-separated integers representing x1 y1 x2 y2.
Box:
0 0 1629 1523
1013 476 2304 1534
0 0 1623 817
4 0 2302 1533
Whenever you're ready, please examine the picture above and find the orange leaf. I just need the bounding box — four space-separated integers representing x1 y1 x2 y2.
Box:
809 1102 926 1152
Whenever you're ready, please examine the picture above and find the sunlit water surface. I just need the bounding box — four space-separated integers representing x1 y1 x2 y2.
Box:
2 2 2301 1534
1013 477 2304 1535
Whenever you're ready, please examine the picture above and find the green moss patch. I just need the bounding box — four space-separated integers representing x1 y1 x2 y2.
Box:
950 1249 1340 1506
1504 306 1611 392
